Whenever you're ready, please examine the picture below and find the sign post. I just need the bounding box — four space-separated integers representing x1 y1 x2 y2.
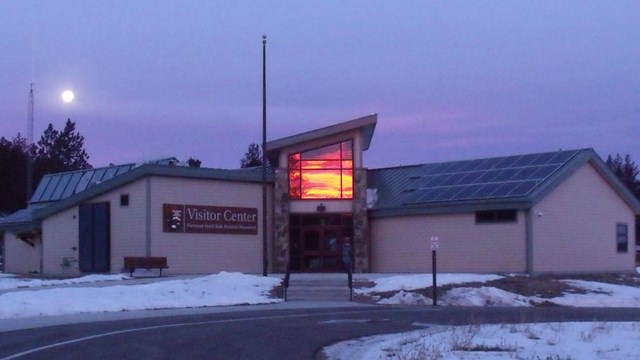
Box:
430 236 439 306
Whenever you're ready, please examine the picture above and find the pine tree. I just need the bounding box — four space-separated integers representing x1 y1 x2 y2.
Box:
187 157 202 168
240 143 263 168
607 153 640 199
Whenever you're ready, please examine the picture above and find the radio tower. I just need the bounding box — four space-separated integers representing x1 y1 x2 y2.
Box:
26 83 34 202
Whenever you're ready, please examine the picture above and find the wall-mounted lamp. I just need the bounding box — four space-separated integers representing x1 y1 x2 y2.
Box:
317 203 326 213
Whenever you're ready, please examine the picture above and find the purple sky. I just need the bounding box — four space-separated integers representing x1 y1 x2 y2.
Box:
1 1 639 170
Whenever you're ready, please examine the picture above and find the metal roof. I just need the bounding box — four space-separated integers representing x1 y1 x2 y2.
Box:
29 158 181 204
367 148 640 217
30 164 135 204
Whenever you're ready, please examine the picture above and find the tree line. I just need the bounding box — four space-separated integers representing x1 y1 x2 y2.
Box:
0 119 91 215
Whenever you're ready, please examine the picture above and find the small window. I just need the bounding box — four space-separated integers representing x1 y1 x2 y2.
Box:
616 223 628 253
476 209 517 224
120 194 130 207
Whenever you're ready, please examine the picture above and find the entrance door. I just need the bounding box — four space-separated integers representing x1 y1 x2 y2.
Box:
290 214 352 272
301 227 342 271
79 202 110 272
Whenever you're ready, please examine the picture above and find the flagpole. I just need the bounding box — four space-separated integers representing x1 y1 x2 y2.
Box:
262 34 268 276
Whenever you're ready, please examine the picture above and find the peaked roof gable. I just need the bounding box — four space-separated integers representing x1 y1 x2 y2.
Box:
266 114 377 166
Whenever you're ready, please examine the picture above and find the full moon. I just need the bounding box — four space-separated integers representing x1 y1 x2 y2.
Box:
61 90 75 103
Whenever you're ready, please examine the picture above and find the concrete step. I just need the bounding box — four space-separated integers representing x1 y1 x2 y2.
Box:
284 274 354 302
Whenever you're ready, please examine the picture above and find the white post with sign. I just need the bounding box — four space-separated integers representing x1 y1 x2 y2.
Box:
430 236 439 306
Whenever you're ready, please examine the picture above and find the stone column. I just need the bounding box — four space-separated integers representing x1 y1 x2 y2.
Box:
352 168 370 272
272 169 290 273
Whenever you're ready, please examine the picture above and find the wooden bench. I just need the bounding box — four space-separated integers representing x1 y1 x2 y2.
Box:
124 256 169 277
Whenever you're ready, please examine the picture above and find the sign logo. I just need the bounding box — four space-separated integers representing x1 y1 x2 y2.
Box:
163 204 258 235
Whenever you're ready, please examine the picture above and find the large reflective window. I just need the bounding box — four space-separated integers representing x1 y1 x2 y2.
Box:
289 140 353 199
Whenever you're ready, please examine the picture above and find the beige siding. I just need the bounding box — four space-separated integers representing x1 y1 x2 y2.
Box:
532 163 636 273
370 212 526 273
38 176 270 276
42 207 80 275
42 180 148 276
4 232 41 274
149 176 272 274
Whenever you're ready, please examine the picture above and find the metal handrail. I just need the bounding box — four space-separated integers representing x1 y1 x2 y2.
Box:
283 262 291 301
347 262 353 302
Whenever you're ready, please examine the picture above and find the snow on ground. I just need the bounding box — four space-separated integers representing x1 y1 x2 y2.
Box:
358 274 503 294
358 273 640 307
552 280 640 307
440 286 533 307
323 322 640 360
0 272 281 319
0 273 129 290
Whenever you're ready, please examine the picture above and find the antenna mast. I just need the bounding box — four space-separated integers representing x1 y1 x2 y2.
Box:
27 83 34 202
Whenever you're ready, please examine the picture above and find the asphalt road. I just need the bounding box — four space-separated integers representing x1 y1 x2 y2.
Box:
1 305 640 360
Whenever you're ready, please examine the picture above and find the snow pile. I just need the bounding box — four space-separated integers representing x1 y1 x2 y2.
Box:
441 286 532 307
0 273 129 290
551 280 640 307
378 290 430 305
324 322 640 360
358 274 503 294
360 274 640 307
0 272 281 319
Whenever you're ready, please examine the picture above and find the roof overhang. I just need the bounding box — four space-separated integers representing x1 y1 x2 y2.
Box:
369 198 533 218
266 114 377 166
33 164 275 220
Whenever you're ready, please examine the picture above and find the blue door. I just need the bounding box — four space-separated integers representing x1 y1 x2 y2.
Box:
79 202 110 272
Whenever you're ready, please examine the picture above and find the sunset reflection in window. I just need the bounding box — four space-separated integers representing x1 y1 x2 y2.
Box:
289 140 353 199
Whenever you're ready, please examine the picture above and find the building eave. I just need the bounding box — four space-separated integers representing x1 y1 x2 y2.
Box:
368 198 533 218
33 164 275 220
265 114 377 166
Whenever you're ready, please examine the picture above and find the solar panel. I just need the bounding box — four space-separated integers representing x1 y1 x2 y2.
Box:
548 150 578 164
92 168 107 183
76 170 94 193
116 164 133 176
102 166 119 182
510 154 538 167
429 162 452 175
41 175 61 201
510 180 538 196
61 172 83 198
30 176 51 202
433 186 465 202
473 169 501 184
490 181 522 198
402 149 581 205
50 173 72 201
473 183 502 198
528 152 555 166
451 184 484 201
412 188 440 203
493 168 520 182
494 155 520 169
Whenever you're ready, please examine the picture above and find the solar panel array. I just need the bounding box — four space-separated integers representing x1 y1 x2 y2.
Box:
30 164 135 203
401 150 579 205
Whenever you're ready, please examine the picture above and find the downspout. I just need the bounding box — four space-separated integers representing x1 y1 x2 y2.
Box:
39 232 44 274
145 177 151 257
525 209 533 275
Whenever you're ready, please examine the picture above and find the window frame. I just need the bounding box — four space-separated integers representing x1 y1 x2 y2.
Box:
288 140 354 200
616 223 628 253
475 209 518 224
120 193 130 207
